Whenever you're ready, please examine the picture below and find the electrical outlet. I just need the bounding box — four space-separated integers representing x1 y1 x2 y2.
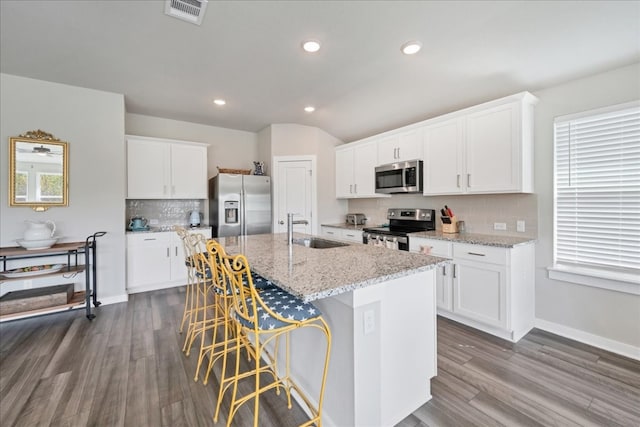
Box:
494 222 507 231
363 310 375 335
149 218 159 225
517 220 526 233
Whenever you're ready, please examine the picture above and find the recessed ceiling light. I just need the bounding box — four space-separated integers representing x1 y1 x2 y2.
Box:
401 40 422 55
304 106 315 113
302 40 321 53
213 99 226 106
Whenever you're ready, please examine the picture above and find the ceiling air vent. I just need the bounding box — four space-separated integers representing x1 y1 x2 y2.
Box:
164 0 208 25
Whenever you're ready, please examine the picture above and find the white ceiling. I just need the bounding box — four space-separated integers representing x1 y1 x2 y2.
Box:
1 1 639 142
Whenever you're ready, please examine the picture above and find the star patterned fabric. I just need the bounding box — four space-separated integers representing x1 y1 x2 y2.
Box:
233 287 321 330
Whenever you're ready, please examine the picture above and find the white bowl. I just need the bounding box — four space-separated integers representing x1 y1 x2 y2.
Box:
16 237 59 250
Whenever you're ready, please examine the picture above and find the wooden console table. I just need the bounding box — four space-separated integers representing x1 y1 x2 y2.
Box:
0 232 106 321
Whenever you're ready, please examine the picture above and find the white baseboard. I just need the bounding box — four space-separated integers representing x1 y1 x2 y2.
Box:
127 281 183 294
535 318 640 361
98 294 129 306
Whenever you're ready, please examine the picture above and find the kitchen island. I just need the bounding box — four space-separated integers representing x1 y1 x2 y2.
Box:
217 233 448 427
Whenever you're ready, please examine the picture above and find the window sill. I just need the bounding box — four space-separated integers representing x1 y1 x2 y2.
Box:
547 265 640 296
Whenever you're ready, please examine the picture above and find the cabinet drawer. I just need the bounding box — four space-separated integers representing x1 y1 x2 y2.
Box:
424 239 452 257
453 243 507 265
127 232 170 246
321 227 341 238
342 230 363 242
409 237 452 257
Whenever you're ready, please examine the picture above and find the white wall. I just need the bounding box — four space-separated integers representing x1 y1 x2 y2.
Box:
266 124 348 226
1 73 127 301
125 113 258 179
532 63 640 352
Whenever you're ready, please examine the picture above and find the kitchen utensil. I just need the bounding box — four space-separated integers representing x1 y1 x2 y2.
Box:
189 210 202 227
129 217 148 230
23 220 56 241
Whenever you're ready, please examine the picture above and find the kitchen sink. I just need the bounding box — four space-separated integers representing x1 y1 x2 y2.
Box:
293 237 350 249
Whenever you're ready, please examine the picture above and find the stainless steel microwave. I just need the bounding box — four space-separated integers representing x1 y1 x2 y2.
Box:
375 160 423 194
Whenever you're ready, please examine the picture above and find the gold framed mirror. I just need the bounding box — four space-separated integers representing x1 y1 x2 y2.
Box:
9 130 69 212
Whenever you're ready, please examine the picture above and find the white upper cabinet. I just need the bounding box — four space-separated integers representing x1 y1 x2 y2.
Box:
170 143 208 198
423 118 464 194
377 129 423 164
335 141 382 198
423 92 537 195
127 135 208 199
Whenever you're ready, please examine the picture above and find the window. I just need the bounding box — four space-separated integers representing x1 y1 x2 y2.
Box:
15 171 28 202
551 101 640 291
37 172 63 202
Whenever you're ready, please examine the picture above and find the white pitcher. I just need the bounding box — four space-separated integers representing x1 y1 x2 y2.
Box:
24 220 56 241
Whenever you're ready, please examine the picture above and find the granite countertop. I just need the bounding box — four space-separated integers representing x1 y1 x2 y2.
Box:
321 223 371 231
408 230 536 248
216 233 448 302
126 224 211 234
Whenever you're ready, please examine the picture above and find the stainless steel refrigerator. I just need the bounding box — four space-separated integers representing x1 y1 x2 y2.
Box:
209 174 272 237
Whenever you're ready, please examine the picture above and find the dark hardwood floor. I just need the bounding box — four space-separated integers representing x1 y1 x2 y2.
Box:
1 287 638 426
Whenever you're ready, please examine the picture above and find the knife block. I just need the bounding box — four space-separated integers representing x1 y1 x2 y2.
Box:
442 216 458 234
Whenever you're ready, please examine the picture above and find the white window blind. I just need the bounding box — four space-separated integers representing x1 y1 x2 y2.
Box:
554 102 640 275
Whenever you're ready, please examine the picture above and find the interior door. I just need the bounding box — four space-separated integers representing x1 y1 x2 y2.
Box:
274 159 313 234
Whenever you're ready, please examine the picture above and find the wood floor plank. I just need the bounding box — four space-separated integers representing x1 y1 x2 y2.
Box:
429 380 503 427
438 355 584 427
464 353 625 427
468 391 545 427
432 368 479 402
124 356 162 426
514 340 640 409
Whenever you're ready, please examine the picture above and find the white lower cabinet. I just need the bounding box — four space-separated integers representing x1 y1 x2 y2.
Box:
126 228 212 293
320 226 363 243
410 237 534 342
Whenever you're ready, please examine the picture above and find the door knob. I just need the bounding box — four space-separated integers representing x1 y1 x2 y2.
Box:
279 220 284 225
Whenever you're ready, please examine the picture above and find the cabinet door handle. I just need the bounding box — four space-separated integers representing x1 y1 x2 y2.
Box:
326 231 335 234
346 233 355 237
175 247 178 256
442 265 446 276
467 252 486 257
167 248 170 257
349 184 352 194
279 220 285 225
457 174 461 188
354 183 357 193
467 174 471 187
453 264 457 278
144 238 156 241
397 147 400 159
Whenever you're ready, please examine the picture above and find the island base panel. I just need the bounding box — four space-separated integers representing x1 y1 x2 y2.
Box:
266 270 437 427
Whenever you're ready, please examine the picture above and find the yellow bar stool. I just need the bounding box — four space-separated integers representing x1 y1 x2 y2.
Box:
193 239 237 384
218 253 332 427
197 240 276 384
182 232 214 356
174 226 194 336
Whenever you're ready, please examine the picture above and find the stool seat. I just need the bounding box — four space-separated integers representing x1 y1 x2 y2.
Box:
233 287 321 330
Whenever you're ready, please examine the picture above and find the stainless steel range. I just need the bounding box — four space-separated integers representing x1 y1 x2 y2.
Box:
363 208 435 251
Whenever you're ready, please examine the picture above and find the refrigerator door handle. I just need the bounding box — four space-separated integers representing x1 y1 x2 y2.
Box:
241 189 246 235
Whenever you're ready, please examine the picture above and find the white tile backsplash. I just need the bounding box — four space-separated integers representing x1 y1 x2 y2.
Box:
125 199 205 229
348 193 537 237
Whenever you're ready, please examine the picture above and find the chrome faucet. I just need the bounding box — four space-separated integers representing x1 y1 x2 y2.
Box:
287 213 309 245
